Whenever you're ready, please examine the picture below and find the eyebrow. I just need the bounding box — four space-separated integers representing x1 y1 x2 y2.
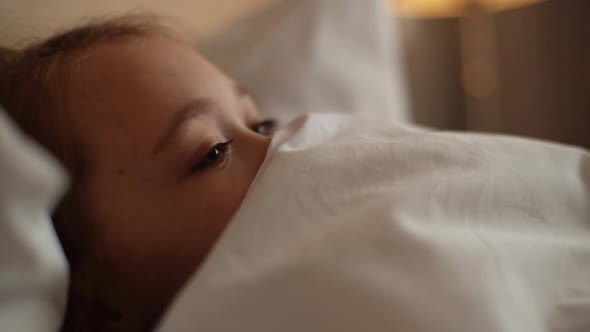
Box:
153 98 214 155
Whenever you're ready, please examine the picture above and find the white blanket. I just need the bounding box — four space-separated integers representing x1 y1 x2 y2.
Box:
157 114 590 332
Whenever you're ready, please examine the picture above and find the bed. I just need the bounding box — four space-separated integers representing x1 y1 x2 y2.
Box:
1 0 589 331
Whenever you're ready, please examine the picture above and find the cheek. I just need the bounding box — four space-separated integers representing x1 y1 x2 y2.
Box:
76 148 261 294
84 182 231 297
189 169 252 222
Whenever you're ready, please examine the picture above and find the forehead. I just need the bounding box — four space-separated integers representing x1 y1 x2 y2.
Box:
62 36 227 161
68 35 222 117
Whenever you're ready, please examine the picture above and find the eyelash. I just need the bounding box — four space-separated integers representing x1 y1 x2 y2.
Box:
189 119 275 175
192 140 232 173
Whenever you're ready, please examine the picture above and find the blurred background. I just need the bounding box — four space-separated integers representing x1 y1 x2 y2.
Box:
1 0 588 148
393 0 589 149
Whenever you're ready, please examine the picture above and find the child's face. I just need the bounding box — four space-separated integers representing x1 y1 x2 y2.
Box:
62 36 272 313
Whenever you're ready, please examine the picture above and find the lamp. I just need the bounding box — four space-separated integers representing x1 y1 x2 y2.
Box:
392 0 544 17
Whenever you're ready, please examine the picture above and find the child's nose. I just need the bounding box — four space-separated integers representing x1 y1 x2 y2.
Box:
238 127 272 164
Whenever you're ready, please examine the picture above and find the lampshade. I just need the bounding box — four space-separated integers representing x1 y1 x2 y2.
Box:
392 0 544 17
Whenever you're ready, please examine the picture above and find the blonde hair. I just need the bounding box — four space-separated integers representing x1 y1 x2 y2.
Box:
0 16 180 330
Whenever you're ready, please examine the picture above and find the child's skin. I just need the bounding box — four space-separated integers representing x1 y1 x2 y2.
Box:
60 35 273 328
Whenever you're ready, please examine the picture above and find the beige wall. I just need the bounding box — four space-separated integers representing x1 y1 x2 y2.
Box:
0 0 277 47
398 0 590 148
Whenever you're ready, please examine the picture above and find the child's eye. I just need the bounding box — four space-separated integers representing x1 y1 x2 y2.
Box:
251 119 276 136
192 140 232 173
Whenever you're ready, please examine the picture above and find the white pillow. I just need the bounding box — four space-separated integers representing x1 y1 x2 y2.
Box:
199 0 411 124
0 109 68 332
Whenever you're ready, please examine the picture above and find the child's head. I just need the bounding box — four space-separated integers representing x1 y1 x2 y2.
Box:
1 17 274 330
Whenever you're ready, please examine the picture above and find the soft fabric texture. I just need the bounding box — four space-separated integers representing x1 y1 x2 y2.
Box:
199 0 410 124
157 113 590 332
0 109 68 332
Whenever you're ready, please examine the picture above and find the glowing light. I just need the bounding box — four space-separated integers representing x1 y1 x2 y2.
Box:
391 0 544 16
